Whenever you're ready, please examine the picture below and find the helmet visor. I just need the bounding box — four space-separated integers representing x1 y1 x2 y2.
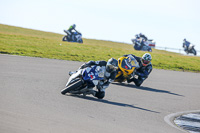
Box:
142 59 150 65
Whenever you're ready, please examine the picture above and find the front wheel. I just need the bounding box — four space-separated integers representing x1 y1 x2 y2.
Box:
148 48 152 52
192 49 197 56
61 79 83 95
78 39 83 43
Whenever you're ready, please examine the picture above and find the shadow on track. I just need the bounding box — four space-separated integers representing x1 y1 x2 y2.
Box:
112 82 184 97
67 94 160 113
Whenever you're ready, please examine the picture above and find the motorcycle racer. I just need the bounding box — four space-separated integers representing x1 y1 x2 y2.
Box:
132 33 152 51
139 38 147 50
183 38 190 52
139 33 148 41
132 38 148 51
69 58 118 99
135 34 140 39
134 33 148 41
124 53 152 87
64 24 79 41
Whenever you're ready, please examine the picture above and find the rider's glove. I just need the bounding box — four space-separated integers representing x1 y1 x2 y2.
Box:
136 72 147 77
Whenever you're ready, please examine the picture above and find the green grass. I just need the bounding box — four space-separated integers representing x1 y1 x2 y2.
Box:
1 24 200 72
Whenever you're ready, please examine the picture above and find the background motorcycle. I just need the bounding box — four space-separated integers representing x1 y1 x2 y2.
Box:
114 56 139 83
132 38 152 52
62 30 83 43
61 65 106 99
184 44 197 56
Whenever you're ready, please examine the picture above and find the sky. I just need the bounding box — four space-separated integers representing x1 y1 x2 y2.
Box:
0 0 200 54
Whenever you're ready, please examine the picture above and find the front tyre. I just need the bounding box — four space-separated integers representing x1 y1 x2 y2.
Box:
148 48 152 52
192 49 197 56
78 39 83 43
61 79 83 95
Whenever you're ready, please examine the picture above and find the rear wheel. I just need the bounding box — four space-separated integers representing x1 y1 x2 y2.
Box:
62 36 69 41
61 79 83 95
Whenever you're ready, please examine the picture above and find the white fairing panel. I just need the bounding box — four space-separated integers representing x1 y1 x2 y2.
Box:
65 70 82 87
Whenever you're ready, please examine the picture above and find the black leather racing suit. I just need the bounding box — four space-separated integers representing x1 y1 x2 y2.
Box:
183 40 190 52
140 34 148 41
123 54 152 87
66 25 78 41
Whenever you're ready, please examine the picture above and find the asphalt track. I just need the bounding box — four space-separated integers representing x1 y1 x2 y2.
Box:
0 54 200 133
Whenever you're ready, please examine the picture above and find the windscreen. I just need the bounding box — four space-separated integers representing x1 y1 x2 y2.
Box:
121 56 139 70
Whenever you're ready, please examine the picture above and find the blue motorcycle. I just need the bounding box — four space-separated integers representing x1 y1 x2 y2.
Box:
61 65 105 98
131 38 152 52
62 30 83 43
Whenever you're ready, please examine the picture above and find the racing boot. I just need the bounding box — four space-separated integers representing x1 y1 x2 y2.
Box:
131 78 143 87
127 78 132 83
94 91 105 99
83 89 96 97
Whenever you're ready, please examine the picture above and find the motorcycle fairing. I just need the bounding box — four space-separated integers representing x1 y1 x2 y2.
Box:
65 69 82 87
82 66 104 86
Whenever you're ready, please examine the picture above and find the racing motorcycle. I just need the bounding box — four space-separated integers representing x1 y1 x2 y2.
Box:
61 65 106 99
132 38 152 52
114 55 139 83
62 30 83 43
184 44 197 56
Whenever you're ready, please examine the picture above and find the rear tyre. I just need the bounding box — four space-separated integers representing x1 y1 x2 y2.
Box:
62 36 69 41
61 79 83 95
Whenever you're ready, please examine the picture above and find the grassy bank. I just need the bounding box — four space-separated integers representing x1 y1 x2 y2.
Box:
1 24 200 72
